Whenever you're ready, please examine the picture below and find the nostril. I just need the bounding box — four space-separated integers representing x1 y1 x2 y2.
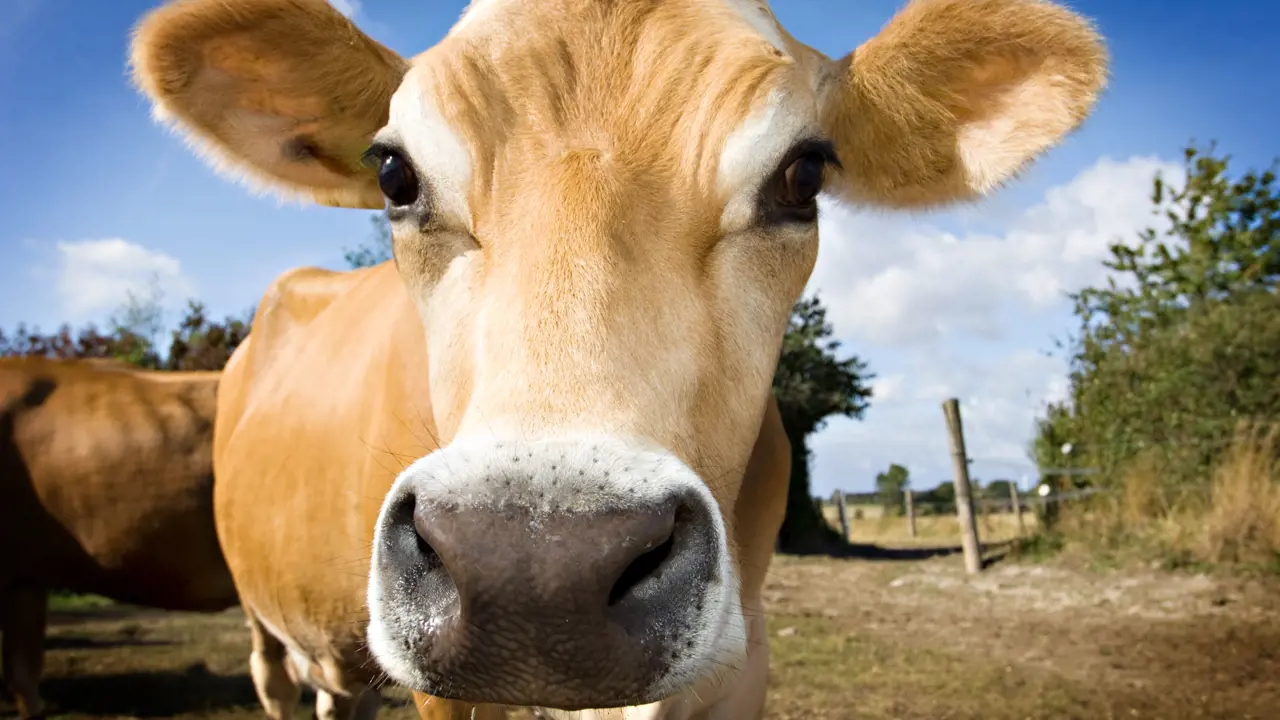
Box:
608 531 675 606
378 497 461 627
411 508 444 571
382 492 446 575
415 528 434 559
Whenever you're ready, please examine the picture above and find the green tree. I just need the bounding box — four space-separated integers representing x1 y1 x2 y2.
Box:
874 463 910 516
984 479 1015 499
344 211 394 269
1036 142 1280 492
1 287 250 373
0 321 155 366
164 300 253 371
0 282 165 368
916 481 955 515
111 276 167 354
345 216 877 553
1075 143 1280 346
772 295 874 552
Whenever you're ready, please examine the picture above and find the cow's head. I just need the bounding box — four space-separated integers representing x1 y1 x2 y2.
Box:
130 0 1105 710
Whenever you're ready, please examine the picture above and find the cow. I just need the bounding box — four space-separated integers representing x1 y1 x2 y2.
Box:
127 0 1107 717
0 357 238 719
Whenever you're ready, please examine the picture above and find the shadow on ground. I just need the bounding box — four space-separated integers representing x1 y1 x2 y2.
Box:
45 606 177 627
4 664 257 718
5 666 419 719
44 635 171 651
784 539 1017 567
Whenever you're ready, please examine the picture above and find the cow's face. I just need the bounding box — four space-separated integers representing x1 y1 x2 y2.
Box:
131 0 1105 710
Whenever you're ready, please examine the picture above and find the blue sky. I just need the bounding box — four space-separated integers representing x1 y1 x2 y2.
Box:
2 0 1277 495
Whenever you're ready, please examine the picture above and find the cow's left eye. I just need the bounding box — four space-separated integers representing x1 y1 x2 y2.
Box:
376 150 420 207
765 139 838 225
778 152 826 209
363 144 421 208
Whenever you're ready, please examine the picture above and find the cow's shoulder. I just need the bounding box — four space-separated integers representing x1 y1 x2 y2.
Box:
233 261 389 376
219 260 420 432
254 264 379 340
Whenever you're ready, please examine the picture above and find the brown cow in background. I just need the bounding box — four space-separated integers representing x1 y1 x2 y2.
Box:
0 357 238 719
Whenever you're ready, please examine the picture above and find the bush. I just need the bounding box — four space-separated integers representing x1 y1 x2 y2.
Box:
1050 290 1280 491
1031 144 1280 570
1035 421 1280 571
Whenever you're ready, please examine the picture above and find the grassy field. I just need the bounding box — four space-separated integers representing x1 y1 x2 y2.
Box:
6 550 1280 720
822 504 1038 546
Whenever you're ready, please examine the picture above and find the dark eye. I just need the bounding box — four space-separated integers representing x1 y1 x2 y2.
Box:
377 150 419 207
777 152 826 209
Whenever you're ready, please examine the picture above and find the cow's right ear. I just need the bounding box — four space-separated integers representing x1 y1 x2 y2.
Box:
129 0 408 209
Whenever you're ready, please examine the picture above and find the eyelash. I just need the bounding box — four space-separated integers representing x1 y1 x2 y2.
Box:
789 138 840 167
361 143 393 169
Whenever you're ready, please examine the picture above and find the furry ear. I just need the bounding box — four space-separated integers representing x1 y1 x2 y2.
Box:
129 0 409 209
814 0 1108 209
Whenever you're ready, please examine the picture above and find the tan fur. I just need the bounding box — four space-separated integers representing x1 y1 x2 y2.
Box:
0 357 237 719
127 0 1106 717
128 0 407 209
819 0 1108 207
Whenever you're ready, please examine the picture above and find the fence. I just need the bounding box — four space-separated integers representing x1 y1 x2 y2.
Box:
819 397 1104 574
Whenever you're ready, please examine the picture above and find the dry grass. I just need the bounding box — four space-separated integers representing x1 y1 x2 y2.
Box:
1202 423 1280 564
1046 421 1280 572
767 555 1280 719
765 612 1111 719
822 505 1036 547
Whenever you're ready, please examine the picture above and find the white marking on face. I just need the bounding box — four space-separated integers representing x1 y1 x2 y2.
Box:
722 0 787 52
716 88 820 233
384 67 474 230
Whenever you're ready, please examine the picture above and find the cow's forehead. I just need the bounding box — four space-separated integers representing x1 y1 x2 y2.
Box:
449 0 787 51
386 0 819 223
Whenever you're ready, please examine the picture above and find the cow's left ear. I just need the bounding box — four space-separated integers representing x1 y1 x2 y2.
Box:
129 0 409 209
810 0 1108 210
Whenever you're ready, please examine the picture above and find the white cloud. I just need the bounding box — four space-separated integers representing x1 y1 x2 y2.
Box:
808 155 1184 348
55 238 195 319
328 0 361 18
804 155 1187 495
869 373 904 403
811 349 1067 491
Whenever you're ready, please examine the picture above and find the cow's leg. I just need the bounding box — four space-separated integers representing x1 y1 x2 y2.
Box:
315 686 380 720
412 693 507 719
1 585 48 720
246 611 300 720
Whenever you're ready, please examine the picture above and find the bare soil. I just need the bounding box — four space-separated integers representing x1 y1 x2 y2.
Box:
5 553 1278 719
765 553 1280 719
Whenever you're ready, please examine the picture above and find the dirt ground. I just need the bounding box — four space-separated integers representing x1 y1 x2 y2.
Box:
5 552 1279 720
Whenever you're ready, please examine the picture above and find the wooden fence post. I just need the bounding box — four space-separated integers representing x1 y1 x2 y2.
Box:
1009 481 1025 537
905 489 917 538
834 490 850 542
942 398 982 574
